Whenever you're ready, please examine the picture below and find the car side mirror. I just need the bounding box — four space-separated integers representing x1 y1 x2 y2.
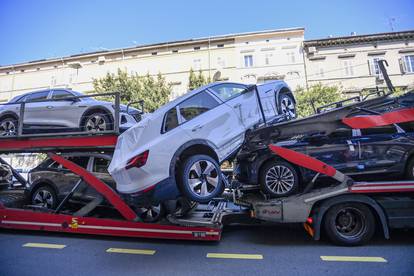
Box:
243 84 257 94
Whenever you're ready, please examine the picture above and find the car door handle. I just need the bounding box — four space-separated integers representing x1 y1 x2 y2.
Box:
233 103 241 108
46 106 54 109
192 125 203 132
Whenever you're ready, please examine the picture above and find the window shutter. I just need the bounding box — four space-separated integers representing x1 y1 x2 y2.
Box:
399 57 407 74
367 60 372 75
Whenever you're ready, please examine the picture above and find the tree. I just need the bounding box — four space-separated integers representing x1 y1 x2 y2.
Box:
295 83 343 118
92 69 171 112
188 68 210 90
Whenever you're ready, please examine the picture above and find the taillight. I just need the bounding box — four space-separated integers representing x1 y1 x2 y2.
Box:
126 150 149 170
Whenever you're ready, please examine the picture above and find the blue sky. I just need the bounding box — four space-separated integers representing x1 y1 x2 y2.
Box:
0 0 413 66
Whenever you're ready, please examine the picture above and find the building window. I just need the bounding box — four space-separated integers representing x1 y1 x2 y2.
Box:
286 52 296 63
343 60 354 76
264 53 273 65
244 55 253 67
194 46 201 50
315 62 324 78
172 49 178 53
193 58 202 70
217 57 226 68
151 52 157 56
369 57 383 77
403 55 414 73
217 44 224 48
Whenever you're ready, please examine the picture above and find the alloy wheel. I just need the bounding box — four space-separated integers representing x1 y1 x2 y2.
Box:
0 119 17 136
187 160 219 197
280 96 296 119
85 114 107 132
265 165 295 195
33 189 55 209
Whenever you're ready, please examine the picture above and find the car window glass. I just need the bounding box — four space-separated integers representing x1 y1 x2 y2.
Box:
93 157 110 173
178 92 219 121
67 156 89 169
48 161 62 169
209 83 247 101
52 90 73 99
26 91 49 102
164 108 178 132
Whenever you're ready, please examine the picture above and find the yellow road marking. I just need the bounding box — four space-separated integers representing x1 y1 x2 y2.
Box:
321 256 387 263
207 253 263 260
23 243 66 249
106 248 156 255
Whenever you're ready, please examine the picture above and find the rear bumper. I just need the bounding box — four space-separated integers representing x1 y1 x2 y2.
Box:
118 177 181 206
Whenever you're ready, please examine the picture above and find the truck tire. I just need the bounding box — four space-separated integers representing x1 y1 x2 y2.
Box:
323 202 376 246
180 154 224 203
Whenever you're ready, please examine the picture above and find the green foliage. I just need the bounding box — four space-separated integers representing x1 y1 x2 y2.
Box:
295 83 343 118
92 69 171 112
188 68 210 91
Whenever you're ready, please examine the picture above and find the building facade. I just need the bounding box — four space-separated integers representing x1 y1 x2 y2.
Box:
303 31 414 93
1 28 413 104
0 28 306 102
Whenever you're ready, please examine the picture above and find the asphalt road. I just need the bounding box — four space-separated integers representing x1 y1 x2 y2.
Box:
1 224 413 276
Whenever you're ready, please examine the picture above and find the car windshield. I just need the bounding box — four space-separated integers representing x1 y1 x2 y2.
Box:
8 94 27 103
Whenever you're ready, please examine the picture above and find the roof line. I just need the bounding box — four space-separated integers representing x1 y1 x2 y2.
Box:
304 29 414 46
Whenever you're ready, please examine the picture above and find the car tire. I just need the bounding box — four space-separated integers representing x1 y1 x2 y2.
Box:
31 185 58 209
180 154 224 203
260 160 299 197
405 157 414 179
323 203 376 246
278 93 296 120
135 203 165 222
0 116 18 136
82 112 112 133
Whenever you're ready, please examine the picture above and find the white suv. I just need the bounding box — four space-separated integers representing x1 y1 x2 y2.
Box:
109 81 295 204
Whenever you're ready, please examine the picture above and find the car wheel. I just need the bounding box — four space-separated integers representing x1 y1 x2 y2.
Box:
260 160 299 197
31 185 58 209
0 117 18 136
405 157 414 179
83 112 111 133
278 93 296 120
136 203 165 222
323 203 376 246
180 154 224 203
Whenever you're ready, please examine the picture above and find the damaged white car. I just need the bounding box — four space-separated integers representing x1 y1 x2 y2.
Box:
109 81 296 205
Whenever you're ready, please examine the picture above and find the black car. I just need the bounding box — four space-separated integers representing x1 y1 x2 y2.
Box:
235 123 414 197
27 153 115 208
26 152 163 222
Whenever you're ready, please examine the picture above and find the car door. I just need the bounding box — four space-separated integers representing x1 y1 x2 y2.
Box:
177 90 246 161
23 91 51 127
355 125 406 174
61 156 90 199
208 83 262 130
49 90 82 129
304 129 361 174
85 156 115 199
